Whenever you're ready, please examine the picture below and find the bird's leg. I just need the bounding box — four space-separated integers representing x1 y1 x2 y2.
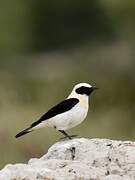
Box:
59 130 77 139
59 130 72 139
59 130 73 140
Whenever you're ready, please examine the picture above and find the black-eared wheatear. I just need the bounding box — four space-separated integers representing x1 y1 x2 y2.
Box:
15 83 98 139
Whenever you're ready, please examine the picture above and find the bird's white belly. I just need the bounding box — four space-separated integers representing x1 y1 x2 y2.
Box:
47 104 88 130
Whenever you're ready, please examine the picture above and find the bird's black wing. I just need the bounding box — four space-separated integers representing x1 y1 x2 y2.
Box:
30 98 79 128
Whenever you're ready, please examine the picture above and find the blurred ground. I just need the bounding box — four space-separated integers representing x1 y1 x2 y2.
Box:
0 0 135 169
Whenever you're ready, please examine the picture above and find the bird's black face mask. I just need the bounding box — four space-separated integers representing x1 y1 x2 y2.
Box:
76 86 98 96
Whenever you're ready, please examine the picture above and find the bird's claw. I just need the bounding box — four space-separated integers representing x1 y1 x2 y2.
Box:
59 134 78 141
69 135 78 139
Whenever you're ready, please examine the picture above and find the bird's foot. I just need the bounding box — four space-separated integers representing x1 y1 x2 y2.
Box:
60 134 78 141
69 134 78 139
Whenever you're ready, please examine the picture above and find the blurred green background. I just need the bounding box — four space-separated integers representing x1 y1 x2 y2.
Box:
0 0 135 168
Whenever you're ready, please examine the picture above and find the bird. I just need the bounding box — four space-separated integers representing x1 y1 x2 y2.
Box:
15 83 98 139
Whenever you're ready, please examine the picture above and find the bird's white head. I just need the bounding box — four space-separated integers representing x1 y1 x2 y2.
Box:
68 83 98 98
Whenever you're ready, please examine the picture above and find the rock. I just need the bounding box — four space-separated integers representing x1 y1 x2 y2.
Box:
0 138 135 180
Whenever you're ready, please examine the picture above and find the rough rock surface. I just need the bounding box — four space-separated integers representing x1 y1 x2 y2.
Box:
0 138 135 180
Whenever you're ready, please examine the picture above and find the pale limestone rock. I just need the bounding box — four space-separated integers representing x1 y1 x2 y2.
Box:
0 138 135 180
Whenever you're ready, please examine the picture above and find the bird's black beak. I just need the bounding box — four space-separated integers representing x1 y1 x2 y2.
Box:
92 86 99 90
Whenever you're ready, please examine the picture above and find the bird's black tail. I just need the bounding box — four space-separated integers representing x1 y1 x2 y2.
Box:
15 127 32 138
